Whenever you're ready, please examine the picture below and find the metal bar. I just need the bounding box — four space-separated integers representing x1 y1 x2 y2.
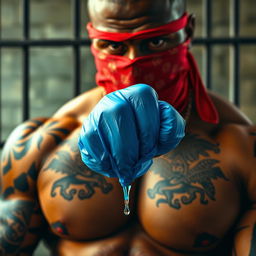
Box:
2 37 256 47
22 47 30 121
22 0 30 120
74 0 81 39
0 39 91 47
206 0 212 38
234 0 240 37
73 47 81 96
73 0 81 96
0 142 5 148
205 0 212 90
233 0 240 106
0 48 2 146
233 44 240 107
193 38 256 44
23 0 30 39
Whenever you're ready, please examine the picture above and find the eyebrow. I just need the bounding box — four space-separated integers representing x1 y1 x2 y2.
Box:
97 34 175 43
97 39 122 44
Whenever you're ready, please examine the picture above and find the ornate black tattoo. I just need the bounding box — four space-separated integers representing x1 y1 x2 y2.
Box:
1 162 38 196
0 200 34 254
2 187 15 199
2 119 44 175
37 121 70 149
147 134 229 209
249 223 256 256
2 119 70 176
193 233 219 248
43 137 113 201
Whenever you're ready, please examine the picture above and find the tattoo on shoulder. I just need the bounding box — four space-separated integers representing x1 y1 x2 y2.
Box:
43 137 113 201
147 134 229 209
2 119 72 179
0 200 34 254
37 120 71 149
1 119 44 175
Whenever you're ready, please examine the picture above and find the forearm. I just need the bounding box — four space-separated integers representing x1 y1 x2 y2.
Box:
0 199 34 255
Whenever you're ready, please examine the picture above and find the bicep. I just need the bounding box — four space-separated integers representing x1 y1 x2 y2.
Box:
0 199 34 254
1 118 48 197
0 118 48 255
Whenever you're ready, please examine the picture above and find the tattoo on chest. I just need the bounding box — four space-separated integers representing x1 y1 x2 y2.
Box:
147 134 229 209
43 137 113 201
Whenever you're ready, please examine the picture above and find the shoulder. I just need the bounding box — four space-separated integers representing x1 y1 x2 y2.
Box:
53 86 105 122
216 123 255 149
2 117 79 155
216 124 256 199
208 90 252 125
216 123 255 156
1 117 49 158
1 116 80 176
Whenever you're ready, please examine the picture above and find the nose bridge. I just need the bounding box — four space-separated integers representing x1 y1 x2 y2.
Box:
126 42 141 60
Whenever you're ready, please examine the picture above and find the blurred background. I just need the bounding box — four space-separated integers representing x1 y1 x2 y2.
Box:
0 0 256 255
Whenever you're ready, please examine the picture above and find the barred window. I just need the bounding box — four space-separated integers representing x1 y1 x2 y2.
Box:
0 1 256 254
1 0 256 152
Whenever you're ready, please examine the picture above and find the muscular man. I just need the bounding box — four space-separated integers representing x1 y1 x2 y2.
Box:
0 0 255 255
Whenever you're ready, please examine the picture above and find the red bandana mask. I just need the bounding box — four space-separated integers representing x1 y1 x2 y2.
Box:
87 13 219 124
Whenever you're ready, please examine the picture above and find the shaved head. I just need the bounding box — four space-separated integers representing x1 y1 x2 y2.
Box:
88 0 187 32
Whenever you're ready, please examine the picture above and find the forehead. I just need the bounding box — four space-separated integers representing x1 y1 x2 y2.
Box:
88 0 183 32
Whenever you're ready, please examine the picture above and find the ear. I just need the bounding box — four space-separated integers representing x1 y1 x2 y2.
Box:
185 13 196 40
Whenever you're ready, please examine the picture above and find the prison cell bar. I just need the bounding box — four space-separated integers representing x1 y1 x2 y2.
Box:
0 0 256 148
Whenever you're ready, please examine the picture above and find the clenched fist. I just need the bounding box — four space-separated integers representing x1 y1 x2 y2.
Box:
78 84 185 186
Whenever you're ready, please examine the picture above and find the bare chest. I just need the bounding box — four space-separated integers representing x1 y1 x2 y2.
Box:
38 132 241 252
138 133 241 251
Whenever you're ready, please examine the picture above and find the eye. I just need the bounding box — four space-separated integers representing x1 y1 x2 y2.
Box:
108 42 124 53
95 40 126 55
147 38 167 50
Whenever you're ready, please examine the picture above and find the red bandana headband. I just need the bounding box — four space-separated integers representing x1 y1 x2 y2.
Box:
87 13 219 124
87 13 188 41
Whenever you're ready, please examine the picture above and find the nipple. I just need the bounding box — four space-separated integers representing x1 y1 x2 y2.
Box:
122 185 131 216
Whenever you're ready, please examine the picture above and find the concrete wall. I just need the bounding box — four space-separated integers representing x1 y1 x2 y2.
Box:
1 0 256 143
0 0 256 254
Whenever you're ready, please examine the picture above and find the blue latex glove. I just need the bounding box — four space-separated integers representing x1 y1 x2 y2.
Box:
78 84 185 186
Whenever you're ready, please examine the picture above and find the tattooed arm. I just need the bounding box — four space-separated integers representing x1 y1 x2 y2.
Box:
0 118 51 255
0 200 34 255
0 117 78 255
231 126 256 256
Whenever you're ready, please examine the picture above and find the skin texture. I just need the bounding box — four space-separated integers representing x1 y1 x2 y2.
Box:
0 0 255 255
